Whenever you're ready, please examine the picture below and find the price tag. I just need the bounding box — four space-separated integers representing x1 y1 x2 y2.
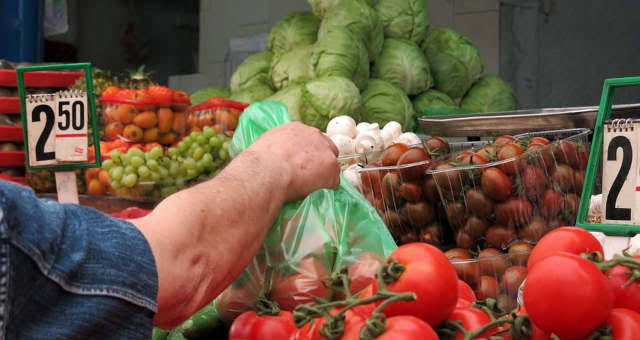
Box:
55 90 88 162
602 119 639 224
25 94 57 166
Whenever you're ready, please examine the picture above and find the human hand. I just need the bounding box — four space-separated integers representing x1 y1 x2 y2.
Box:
247 121 340 202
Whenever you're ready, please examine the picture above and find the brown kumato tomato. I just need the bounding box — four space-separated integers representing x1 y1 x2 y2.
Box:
397 147 430 182
501 266 527 296
382 143 410 166
478 248 509 277
476 275 500 300
481 168 512 201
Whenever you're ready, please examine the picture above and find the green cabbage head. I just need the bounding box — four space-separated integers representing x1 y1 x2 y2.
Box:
270 46 314 90
267 12 320 56
460 75 518 113
230 51 273 92
412 89 457 115
190 87 231 105
308 0 375 19
361 79 415 130
375 0 429 44
299 76 362 129
266 84 305 121
230 84 275 103
372 38 433 96
311 27 369 90
421 28 484 99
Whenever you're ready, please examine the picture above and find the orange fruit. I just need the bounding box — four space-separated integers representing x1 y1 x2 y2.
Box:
189 126 202 133
115 104 137 124
105 122 124 140
98 170 110 186
172 112 187 134
143 142 163 152
104 104 118 123
214 110 238 130
197 112 215 128
123 124 143 142
187 114 198 129
225 130 234 138
158 132 177 145
157 108 174 133
87 179 105 196
133 111 158 129
213 124 223 134
143 128 159 142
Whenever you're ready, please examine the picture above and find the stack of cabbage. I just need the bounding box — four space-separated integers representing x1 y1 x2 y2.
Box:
217 0 518 131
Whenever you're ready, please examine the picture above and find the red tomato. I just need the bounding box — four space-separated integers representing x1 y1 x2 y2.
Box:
481 167 512 201
529 137 550 145
515 305 551 340
271 257 330 311
216 285 259 322
527 226 603 269
456 298 473 309
523 253 613 340
341 315 438 340
458 279 477 302
425 136 450 156
229 310 297 340
291 308 367 340
448 307 496 340
495 135 517 146
373 243 458 326
605 308 640 340
521 165 547 200
347 252 382 296
606 255 640 314
498 143 525 175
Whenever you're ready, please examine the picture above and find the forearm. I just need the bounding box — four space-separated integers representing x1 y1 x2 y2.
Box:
134 149 288 328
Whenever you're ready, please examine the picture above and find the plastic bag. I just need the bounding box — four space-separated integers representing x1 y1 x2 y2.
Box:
216 101 397 322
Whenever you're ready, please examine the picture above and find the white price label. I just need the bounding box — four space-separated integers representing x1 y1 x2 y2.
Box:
55 91 88 162
26 94 57 166
602 119 640 224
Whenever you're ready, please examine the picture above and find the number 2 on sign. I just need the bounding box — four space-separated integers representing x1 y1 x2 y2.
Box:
602 123 639 224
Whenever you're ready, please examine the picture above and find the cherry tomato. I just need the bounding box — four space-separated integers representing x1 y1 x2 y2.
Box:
604 308 640 340
529 137 550 145
397 147 430 181
373 243 458 326
476 144 497 160
481 167 512 201
425 136 450 156
432 162 463 199
456 152 489 167
382 143 410 166
458 279 477 302
539 189 563 218
478 248 509 277
551 164 575 192
229 310 297 340
495 196 533 227
501 266 527 297
495 135 517 146
465 188 494 219
606 255 640 314
448 307 496 340
521 165 547 200
553 140 580 168
523 253 613 340
271 257 330 311
341 315 438 340
475 275 500 300
498 143 525 175
527 226 603 269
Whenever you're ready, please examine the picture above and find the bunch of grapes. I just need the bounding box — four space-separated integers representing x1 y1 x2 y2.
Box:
101 125 231 200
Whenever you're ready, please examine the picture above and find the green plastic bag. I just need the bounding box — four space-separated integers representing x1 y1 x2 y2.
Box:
215 101 397 322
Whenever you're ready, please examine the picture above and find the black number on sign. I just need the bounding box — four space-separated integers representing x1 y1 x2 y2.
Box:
32 104 55 161
57 100 85 131
72 100 84 130
606 135 632 220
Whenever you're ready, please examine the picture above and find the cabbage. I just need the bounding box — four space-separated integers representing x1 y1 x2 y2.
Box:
190 87 231 105
372 38 432 95
230 51 273 92
361 79 415 130
311 27 369 90
267 84 305 121
421 28 483 99
270 46 314 90
230 84 275 103
412 89 457 115
318 0 384 61
460 75 518 113
375 0 429 44
308 0 375 19
299 76 362 129
267 12 320 56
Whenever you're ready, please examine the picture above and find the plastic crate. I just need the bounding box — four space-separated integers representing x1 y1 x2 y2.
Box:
0 69 83 87
0 173 27 186
0 97 19 113
0 151 25 167
0 125 23 141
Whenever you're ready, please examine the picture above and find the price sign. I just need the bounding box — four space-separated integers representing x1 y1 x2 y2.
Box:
577 76 640 236
602 119 639 224
55 91 88 162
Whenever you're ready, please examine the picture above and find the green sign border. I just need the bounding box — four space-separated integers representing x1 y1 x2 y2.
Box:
17 63 102 171
576 76 640 236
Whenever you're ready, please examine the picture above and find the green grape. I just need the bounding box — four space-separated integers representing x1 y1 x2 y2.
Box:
102 159 115 171
109 166 124 181
201 153 214 167
150 171 161 182
158 157 172 168
188 142 199 155
122 174 138 188
109 179 122 189
121 154 132 166
160 178 174 187
186 168 198 179
131 156 144 168
202 144 212 153
203 126 215 138
183 158 197 170
150 146 163 159
192 147 205 161
218 149 229 161
137 165 151 179
177 140 190 153
128 147 144 158
175 177 185 189
167 147 178 158
190 132 202 141
209 136 222 149
147 159 159 171
160 186 178 198
110 150 122 163
158 166 169 179
196 160 206 174
169 161 180 176
222 141 230 151
196 135 208 145
124 165 136 175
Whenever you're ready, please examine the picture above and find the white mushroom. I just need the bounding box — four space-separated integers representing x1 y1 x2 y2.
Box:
383 121 403 139
354 131 384 154
356 122 371 134
343 163 362 190
367 122 380 132
380 129 394 149
330 134 356 156
326 116 357 139
395 132 421 146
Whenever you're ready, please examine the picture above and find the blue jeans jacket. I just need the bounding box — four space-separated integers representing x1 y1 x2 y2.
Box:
0 180 158 339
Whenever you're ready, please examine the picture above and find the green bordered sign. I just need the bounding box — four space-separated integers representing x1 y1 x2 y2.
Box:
577 76 640 236
17 63 101 171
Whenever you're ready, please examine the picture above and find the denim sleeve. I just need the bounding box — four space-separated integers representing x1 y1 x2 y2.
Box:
0 180 159 339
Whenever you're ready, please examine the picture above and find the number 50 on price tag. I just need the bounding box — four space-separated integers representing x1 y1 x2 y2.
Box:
17 63 101 171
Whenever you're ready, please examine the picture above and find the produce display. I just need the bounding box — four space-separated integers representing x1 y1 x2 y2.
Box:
185 97 248 137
